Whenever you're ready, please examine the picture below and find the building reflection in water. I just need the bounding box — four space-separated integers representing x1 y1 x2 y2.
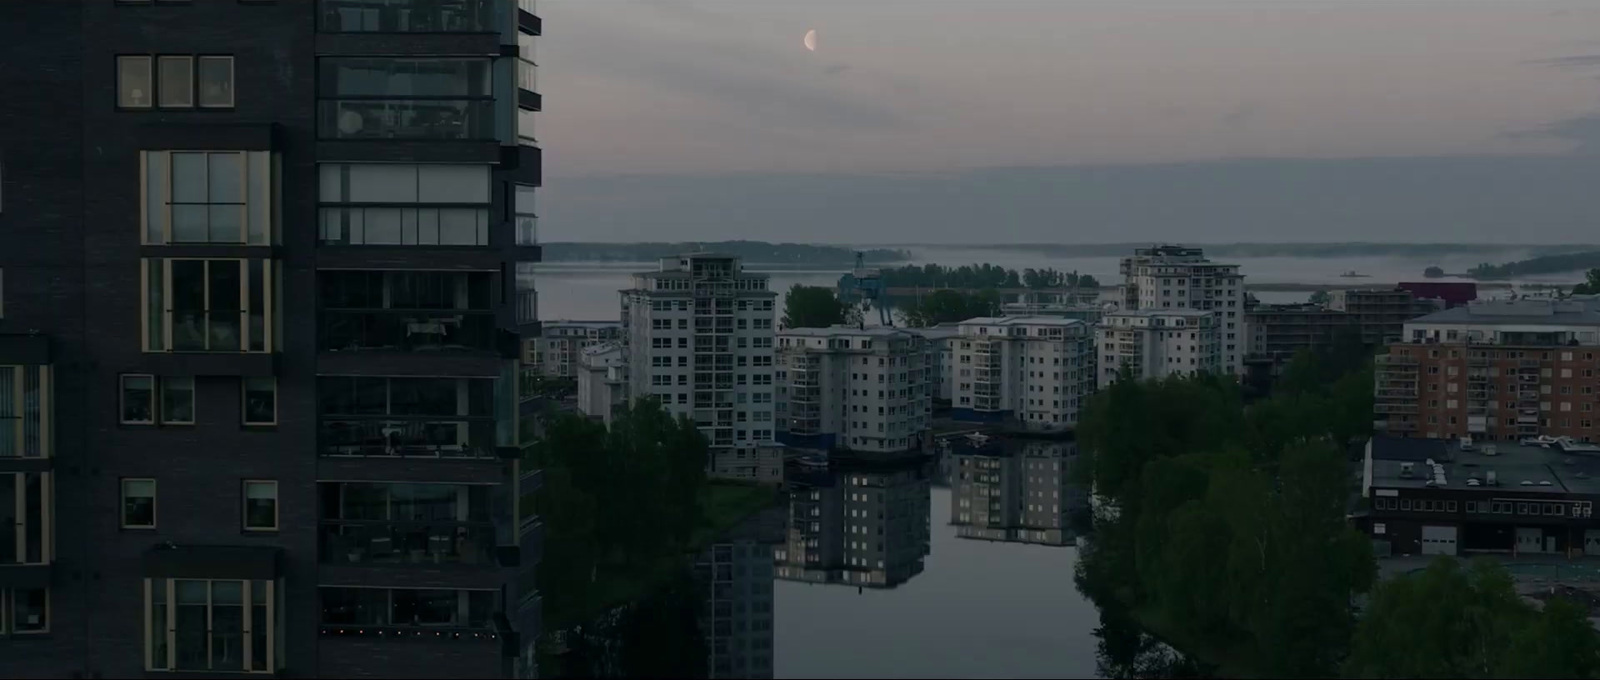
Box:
946 435 1087 546
774 456 932 589
696 503 785 679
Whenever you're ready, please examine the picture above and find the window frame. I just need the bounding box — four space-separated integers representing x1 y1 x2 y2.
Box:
141 257 277 353
196 55 236 109
242 480 279 532
117 54 236 111
141 150 274 246
122 478 158 529
3 472 54 566
0 365 52 459
242 377 277 426
157 55 195 108
117 55 155 109
161 376 197 426
1 588 50 635
121 374 158 425
145 577 278 673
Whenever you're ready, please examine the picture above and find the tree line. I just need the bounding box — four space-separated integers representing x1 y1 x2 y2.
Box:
1467 251 1600 280
783 284 998 330
542 241 907 265
873 263 1101 290
1073 343 1600 678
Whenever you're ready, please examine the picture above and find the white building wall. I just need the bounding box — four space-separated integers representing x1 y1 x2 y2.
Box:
947 317 1096 431
1119 247 1247 376
776 327 932 453
1096 309 1221 387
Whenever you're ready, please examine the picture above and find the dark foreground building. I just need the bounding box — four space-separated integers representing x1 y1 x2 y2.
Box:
0 1 544 676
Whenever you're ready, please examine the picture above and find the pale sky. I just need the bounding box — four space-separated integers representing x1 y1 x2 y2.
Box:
538 0 1600 243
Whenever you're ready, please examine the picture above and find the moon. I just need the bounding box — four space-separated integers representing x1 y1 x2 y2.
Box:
803 29 817 52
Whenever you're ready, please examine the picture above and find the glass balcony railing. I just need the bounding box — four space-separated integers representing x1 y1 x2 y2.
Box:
319 99 496 140
320 521 497 566
318 419 499 459
320 0 499 33
319 207 490 246
518 60 537 93
516 289 538 325
518 0 537 14
320 310 498 353
515 214 538 246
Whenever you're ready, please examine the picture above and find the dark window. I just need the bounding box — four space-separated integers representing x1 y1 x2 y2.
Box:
122 375 156 424
319 0 499 33
318 58 494 140
122 478 157 528
243 378 277 425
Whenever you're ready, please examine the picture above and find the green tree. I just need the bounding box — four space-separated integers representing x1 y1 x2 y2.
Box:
1079 274 1101 289
1499 596 1600 678
1573 268 1600 295
1424 266 1445 278
1345 557 1529 678
782 284 847 328
899 289 999 328
1308 290 1332 306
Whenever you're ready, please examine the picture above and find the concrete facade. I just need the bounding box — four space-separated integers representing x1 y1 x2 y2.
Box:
574 341 627 426
526 320 622 378
1118 245 1246 375
774 327 933 454
1096 309 1221 387
947 317 1096 431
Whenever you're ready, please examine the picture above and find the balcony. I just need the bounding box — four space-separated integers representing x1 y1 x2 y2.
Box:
318 207 490 246
1374 403 1419 415
1376 389 1418 399
319 419 499 459
319 99 496 141
321 310 499 355
320 521 497 567
319 0 500 33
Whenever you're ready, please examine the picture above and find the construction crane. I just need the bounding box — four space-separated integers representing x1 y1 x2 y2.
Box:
845 252 892 327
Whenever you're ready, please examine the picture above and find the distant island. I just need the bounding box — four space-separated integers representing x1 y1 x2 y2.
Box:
1466 251 1600 280
919 242 1600 259
541 241 907 265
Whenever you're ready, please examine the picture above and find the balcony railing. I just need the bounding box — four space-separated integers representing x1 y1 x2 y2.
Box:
319 207 490 246
518 59 537 93
321 310 498 354
319 419 499 459
319 99 496 140
516 289 538 325
320 521 497 566
320 0 499 33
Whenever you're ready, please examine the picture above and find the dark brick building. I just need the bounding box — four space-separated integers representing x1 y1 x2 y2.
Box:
0 1 543 676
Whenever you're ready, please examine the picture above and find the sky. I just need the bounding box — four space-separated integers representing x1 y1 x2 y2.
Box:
537 0 1600 244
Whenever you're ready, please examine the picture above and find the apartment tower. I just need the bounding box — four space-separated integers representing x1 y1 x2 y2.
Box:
775 326 933 454
1118 245 1246 375
0 1 544 676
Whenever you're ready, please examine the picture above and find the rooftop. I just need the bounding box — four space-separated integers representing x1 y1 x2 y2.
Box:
542 319 622 329
1367 436 1600 496
957 315 1089 327
1104 308 1214 318
779 326 925 339
1409 299 1600 326
580 341 625 357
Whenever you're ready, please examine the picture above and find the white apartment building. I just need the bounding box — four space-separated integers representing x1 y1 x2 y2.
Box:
527 319 623 378
1119 245 1246 375
1096 309 1221 387
947 317 1097 431
575 341 627 426
621 253 782 482
774 326 933 454
909 325 960 404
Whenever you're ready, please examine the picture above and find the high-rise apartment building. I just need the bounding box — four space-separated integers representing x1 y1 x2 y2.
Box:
1329 288 1442 346
696 503 784 679
575 341 627 426
947 317 1097 431
621 253 782 482
774 326 932 454
1119 245 1246 374
527 320 622 378
0 2 543 676
1096 309 1221 387
1374 299 1600 442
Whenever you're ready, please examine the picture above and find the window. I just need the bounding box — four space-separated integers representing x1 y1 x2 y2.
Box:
514 184 537 246
159 56 194 107
243 378 276 425
142 258 275 353
118 56 154 108
318 163 491 245
122 375 157 424
197 56 235 107
320 587 495 629
1 472 50 566
123 478 157 529
243 481 278 531
1 588 48 634
161 377 196 425
147 578 279 673
318 58 495 140
0 365 51 459
143 151 273 245
320 0 499 33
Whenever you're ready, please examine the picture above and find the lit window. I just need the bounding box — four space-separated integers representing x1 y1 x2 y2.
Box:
118 56 153 108
122 478 157 529
1 588 49 634
243 481 278 531
143 151 274 245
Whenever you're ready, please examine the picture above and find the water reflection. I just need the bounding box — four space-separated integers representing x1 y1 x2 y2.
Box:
1091 607 1214 679
696 505 784 679
946 437 1087 547
775 456 932 590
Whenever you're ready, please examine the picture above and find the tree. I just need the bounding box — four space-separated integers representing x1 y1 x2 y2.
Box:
1079 274 1101 289
1308 290 1331 306
1424 266 1445 278
782 284 847 328
1345 557 1530 678
899 289 998 328
1572 269 1600 296
1499 595 1600 678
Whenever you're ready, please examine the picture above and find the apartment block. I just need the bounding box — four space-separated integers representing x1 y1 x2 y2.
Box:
621 253 782 482
774 327 932 454
526 319 622 378
1330 288 1442 345
1246 303 1363 363
948 317 1097 431
0 1 544 676
574 341 627 426
775 458 931 590
1096 309 1221 387
696 503 784 679
1118 245 1246 374
1374 299 1600 442
910 325 960 405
